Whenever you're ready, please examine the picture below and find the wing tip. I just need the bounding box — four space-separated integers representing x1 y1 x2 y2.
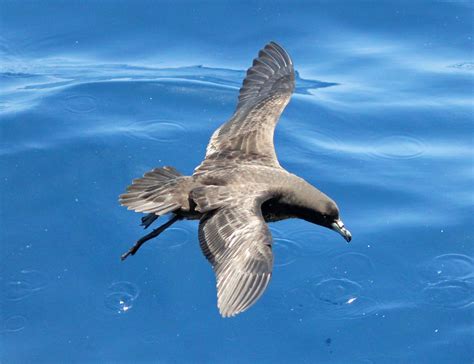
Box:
218 304 245 318
216 272 272 318
236 41 295 110
267 41 292 64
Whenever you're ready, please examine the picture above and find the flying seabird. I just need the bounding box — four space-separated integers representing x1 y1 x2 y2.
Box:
119 41 352 317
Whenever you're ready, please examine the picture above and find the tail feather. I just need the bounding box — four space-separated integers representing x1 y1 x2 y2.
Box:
120 166 190 215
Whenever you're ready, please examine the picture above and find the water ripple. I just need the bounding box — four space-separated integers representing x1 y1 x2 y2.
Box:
284 228 336 254
107 281 140 300
421 280 474 309
418 254 474 309
160 227 191 249
118 119 187 143
313 278 362 305
418 254 474 283
371 135 426 160
326 252 375 281
273 238 302 267
313 278 379 319
287 127 343 156
284 132 428 162
5 270 49 301
0 315 27 333
314 296 380 320
275 278 379 320
103 281 140 315
63 94 98 113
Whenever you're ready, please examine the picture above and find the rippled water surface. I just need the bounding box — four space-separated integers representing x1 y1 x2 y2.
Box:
1 1 473 363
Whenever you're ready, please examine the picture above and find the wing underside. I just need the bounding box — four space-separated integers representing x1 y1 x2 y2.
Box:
197 195 274 317
194 42 295 175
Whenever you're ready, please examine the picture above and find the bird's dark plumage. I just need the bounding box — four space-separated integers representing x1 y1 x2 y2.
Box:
119 41 351 317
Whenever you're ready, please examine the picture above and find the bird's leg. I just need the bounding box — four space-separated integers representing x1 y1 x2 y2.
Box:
141 213 159 229
121 214 181 261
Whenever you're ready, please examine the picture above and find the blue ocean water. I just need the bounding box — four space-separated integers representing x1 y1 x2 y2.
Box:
1 1 473 363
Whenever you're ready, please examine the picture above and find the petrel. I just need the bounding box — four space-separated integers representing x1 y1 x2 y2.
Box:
119 41 352 317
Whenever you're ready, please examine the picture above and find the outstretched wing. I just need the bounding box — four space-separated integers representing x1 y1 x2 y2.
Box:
198 199 273 317
194 41 295 174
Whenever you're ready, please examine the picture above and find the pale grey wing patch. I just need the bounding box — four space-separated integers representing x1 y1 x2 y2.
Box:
198 203 273 317
193 152 277 175
190 185 234 213
194 42 295 174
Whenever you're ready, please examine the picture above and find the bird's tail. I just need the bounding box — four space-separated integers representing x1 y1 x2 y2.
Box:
119 166 192 216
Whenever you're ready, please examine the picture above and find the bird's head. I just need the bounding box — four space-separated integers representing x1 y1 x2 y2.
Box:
304 198 352 243
278 181 352 243
320 200 351 242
